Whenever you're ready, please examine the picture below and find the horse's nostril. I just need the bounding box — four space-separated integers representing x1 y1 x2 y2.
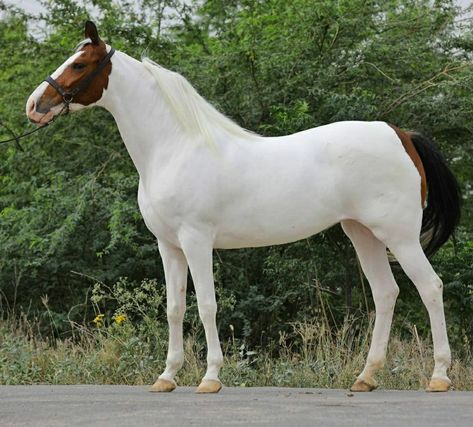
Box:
36 99 52 114
28 99 36 113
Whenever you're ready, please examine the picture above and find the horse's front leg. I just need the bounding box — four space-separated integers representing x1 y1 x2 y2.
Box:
150 240 188 392
180 231 223 393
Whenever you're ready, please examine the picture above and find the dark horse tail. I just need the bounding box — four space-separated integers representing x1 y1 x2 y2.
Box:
409 132 461 257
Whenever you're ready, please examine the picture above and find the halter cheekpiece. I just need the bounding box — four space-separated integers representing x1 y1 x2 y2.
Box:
45 47 115 112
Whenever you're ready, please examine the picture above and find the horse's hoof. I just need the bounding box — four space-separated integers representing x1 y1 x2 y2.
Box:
195 379 222 394
149 378 176 392
350 378 377 392
426 377 451 392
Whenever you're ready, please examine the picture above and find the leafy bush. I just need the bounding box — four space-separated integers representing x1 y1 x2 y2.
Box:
0 0 472 358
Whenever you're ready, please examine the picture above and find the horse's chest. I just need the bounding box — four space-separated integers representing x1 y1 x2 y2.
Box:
137 182 183 245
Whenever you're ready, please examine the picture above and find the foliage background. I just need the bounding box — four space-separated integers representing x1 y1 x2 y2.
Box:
0 0 472 369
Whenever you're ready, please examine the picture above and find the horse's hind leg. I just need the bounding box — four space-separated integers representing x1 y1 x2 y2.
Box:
341 220 399 392
386 238 451 392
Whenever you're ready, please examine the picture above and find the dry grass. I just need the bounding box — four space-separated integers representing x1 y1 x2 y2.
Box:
1 314 472 390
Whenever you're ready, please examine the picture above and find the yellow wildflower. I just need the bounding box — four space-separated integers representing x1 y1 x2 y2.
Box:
93 313 104 327
114 314 127 325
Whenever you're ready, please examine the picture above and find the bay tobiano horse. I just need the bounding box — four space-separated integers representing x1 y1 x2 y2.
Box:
27 21 460 393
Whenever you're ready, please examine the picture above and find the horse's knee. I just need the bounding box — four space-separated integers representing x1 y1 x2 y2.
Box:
167 303 185 323
198 302 217 323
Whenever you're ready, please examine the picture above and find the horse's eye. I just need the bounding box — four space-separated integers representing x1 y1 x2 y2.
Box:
72 62 86 70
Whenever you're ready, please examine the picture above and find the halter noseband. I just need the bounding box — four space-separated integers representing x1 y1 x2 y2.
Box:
45 47 115 111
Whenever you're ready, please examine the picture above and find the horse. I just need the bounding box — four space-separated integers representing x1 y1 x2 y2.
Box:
26 21 460 394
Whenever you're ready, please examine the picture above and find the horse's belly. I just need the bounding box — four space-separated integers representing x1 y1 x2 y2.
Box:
213 222 336 249
213 202 339 249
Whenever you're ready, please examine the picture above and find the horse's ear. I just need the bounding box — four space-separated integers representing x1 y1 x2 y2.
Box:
84 21 100 45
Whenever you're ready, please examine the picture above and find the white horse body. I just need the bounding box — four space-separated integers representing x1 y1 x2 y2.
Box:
27 25 457 393
100 52 418 251
141 122 418 250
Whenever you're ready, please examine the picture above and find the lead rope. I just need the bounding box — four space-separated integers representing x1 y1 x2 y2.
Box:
0 101 71 151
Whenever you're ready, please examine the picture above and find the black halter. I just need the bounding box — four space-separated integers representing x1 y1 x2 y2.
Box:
45 47 115 111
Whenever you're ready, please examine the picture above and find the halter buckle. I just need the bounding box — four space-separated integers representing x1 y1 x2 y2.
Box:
63 93 74 104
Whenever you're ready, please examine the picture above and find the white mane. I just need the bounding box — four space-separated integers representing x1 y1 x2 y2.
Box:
142 58 259 145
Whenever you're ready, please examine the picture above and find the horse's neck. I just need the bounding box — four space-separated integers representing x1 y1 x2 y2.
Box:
98 51 189 177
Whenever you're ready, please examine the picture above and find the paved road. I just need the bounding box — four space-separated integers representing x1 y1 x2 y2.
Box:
1 385 472 427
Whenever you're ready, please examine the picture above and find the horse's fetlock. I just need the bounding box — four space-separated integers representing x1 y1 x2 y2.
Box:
166 352 184 370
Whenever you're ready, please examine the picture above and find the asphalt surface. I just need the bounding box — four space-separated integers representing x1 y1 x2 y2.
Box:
1 385 472 427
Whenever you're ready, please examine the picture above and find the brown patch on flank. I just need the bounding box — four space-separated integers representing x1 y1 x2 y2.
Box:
39 41 112 110
389 124 427 206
